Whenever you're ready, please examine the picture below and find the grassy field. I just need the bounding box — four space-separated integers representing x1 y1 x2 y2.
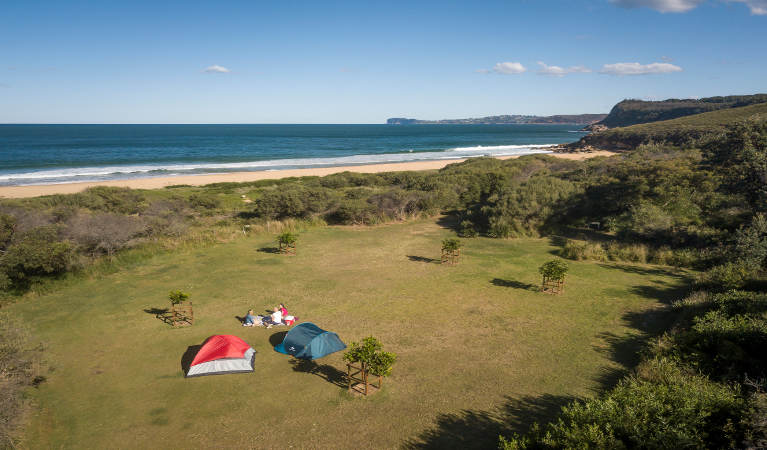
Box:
8 218 691 449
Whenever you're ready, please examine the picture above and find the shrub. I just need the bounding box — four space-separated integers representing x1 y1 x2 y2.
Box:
327 199 376 224
696 262 753 291
188 193 222 211
0 213 16 249
648 245 674 265
0 226 73 288
343 336 397 377
253 186 337 220
606 242 648 263
734 213 767 270
168 290 189 305
560 239 607 261
63 212 147 256
458 220 478 238
538 259 568 281
673 291 767 381
77 186 146 214
500 358 748 449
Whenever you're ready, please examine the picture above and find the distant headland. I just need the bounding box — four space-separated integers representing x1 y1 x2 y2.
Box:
386 114 606 125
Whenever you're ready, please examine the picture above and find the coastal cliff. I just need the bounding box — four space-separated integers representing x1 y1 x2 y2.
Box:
387 114 606 125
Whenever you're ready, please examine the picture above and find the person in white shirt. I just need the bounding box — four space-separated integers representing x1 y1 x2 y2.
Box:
265 306 282 328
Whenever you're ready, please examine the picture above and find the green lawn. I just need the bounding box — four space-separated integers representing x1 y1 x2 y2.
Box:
9 218 690 449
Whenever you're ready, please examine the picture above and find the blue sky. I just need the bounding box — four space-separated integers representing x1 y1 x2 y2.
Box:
0 0 765 123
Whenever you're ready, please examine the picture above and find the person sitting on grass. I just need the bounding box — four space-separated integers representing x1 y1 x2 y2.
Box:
279 303 288 316
263 306 283 329
243 309 258 327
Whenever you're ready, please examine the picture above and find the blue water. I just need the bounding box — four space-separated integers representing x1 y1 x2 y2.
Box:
0 124 586 186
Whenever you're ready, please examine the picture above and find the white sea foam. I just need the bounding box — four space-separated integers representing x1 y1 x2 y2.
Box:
0 144 556 186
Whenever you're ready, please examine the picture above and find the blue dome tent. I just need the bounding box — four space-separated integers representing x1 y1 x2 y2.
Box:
274 322 346 360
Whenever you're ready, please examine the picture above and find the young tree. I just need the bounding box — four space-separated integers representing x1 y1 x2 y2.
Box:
277 231 298 254
538 259 569 294
441 238 463 265
343 336 397 394
168 290 189 305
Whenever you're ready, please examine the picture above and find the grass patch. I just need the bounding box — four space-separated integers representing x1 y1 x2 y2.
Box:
7 218 691 448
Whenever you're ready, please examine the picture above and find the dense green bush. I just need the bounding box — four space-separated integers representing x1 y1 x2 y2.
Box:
0 213 16 248
696 262 754 291
188 193 222 211
500 358 748 449
458 220 478 238
253 185 337 220
673 291 767 382
734 213 767 270
76 186 147 214
0 226 74 288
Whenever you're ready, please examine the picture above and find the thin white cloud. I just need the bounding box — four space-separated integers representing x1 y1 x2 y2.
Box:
203 65 230 73
728 0 767 14
600 62 683 75
475 69 491 74
610 0 704 12
537 62 592 76
492 62 527 75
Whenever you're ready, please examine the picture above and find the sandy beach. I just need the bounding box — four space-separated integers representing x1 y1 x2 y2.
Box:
0 150 616 199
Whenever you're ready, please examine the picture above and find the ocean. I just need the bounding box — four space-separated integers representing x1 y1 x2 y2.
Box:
0 124 586 186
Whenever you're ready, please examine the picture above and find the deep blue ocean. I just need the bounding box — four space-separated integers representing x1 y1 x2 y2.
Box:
0 124 585 186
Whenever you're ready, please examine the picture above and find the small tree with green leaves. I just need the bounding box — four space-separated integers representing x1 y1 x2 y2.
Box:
343 336 397 395
169 290 189 305
277 231 298 255
441 237 463 265
538 259 569 294
168 290 193 326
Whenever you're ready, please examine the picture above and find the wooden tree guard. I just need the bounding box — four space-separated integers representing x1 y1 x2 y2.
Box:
347 363 382 396
279 241 296 255
441 248 460 265
541 276 564 295
170 301 194 327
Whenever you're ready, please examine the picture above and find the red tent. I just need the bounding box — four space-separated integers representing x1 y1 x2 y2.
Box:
186 335 256 377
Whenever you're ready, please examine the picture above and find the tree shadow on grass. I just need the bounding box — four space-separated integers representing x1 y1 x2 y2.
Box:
257 247 281 254
596 262 687 279
289 359 347 389
407 255 439 264
490 278 538 291
180 345 202 376
144 307 171 325
404 394 575 449
436 213 460 231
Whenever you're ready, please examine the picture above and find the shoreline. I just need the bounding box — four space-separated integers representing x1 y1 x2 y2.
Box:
0 151 617 199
